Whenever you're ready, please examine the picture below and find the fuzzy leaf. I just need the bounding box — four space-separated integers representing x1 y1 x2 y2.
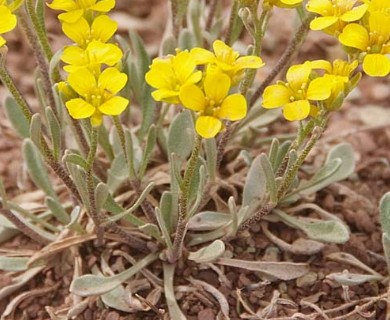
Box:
163 263 187 320
275 210 350 243
243 154 267 207
23 139 57 199
0 256 29 272
188 240 225 263
46 107 62 161
45 196 70 225
139 125 156 178
63 152 87 169
29 114 42 148
327 272 382 286
217 258 309 280
168 110 194 160
178 28 196 50
70 253 158 296
188 211 231 231
260 153 277 203
380 192 390 235
4 97 30 138
95 182 109 213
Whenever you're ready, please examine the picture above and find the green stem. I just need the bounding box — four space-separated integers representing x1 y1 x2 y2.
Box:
85 127 103 243
169 134 202 263
0 62 32 122
277 116 328 200
249 13 314 107
225 0 240 45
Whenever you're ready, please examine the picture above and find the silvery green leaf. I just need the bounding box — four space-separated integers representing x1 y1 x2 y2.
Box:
168 110 194 160
189 165 207 217
290 238 324 255
65 206 82 230
45 196 70 225
188 0 203 45
160 191 176 234
326 272 383 286
188 158 201 204
129 31 151 78
382 233 390 275
274 210 350 244
63 152 87 169
162 35 177 55
178 28 196 50
107 152 128 193
327 252 383 277
4 97 30 138
125 129 142 176
217 258 309 281
95 182 109 213
268 138 279 170
169 153 183 192
188 240 225 263
0 256 29 272
101 284 133 312
45 107 61 160
237 105 279 133
23 139 57 199
260 153 277 203
295 143 355 196
66 163 89 211
243 154 266 207
98 125 114 161
0 227 19 244
155 207 173 249
70 253 158 296
189 225 231 246
49 48 64 82
380 192 390 235
0 266 43 300
139 223 163 242
163 263 186 320
205 138 217 181
139 125 156 178
188 211 231 231
29 114 42 148
274 140 291 171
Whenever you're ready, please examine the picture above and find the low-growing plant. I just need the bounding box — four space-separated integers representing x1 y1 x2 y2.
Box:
0 0 388 318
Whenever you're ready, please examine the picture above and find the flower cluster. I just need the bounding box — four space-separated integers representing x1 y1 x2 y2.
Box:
145 40 264 138
0 0 23 48
262 59 360 120
49 0 128 126
307 0 390 77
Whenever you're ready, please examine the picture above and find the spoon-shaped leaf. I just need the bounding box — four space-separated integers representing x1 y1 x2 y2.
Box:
70 253 158 296
188 240 225 263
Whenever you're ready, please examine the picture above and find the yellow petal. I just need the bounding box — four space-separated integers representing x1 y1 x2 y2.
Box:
86 41 122 66
90 0 115 12
340 4 368 22
91 15 117 43
61 46 86 65
369 11 390 35
306 0 332 15
283 100 310 121
66 98 95 119
190 47 215 65
0 6 17 33
363 54 390 77
173 51 197 84
338 23 368 51
145 59 175 89
47 0 76 11
151 90 180 104
67 68 96 96
306 77 332 100
218 94 247 121
262 84 291 108
90 111 103 126
234 56 264 70
310 59 332 73
213 40 239 64
179 84 205 111
204 72 230 103
196 116 222 139
0 36 6 47
310 16 338 30
98 96 129 115
58 9 84 23
98 68 127 94
61 18 90 46
286 62 311 90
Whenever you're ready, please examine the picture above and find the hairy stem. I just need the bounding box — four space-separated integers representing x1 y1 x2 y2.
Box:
169 134 202 263
249 14 314 107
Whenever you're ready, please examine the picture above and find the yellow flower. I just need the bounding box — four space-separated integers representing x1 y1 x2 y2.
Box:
61 40 123 73
0 5 17 47
264 0 303 9
145 50 202 104
191 40 264 85
366 0 390 13
179 72 247 139
338 11 390 76
65 67 129 126
262 62 332 121
307 0 368 35
62 15 117 48
47 0 115 23
311 59 360 110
